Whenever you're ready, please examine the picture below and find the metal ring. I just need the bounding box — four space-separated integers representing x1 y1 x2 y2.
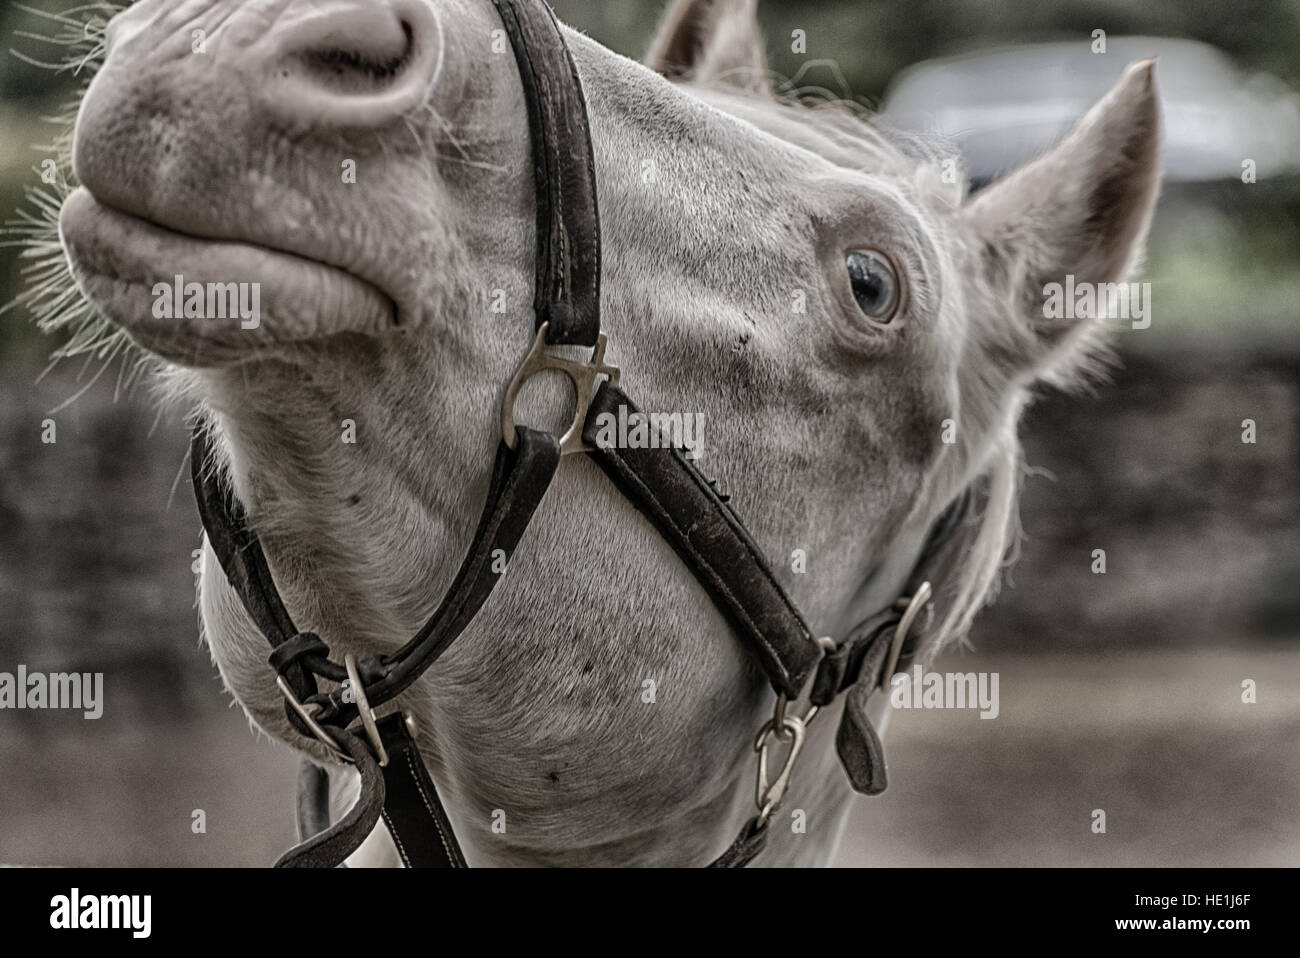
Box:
344 654 389 768
500 322 620 455
276 675 351 765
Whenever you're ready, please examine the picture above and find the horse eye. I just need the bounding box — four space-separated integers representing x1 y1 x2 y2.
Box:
845 249 900 322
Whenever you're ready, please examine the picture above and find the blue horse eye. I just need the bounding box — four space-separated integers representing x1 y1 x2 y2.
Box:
845 249 899 321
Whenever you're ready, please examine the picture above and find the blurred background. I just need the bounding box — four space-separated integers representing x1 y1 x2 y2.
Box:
0 0 1296 866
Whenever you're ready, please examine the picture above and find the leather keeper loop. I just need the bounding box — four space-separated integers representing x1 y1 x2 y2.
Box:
810 643 850 707
269 631 331 677
355 654 389 689
316 655 389 718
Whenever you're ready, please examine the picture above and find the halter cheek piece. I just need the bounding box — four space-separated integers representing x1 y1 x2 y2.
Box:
191 0 974 868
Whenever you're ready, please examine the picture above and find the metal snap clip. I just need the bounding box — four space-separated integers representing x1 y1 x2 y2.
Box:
753 711 807 825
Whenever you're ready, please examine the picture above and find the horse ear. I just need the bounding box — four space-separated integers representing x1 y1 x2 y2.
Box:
644 0 770 96
963 60 1161 383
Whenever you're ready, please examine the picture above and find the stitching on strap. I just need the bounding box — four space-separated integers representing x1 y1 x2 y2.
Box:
381 807 413 868
404 746 459 866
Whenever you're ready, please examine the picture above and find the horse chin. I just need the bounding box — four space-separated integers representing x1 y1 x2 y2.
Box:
59 186 399 366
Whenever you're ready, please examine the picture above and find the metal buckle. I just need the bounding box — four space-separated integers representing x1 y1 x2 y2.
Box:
879 580 933 691
500 322 620 455
277 657 395 768
344 654 389 768
276 675 352 766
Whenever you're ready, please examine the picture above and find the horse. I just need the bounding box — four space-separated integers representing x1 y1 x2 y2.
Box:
44 0 1159 865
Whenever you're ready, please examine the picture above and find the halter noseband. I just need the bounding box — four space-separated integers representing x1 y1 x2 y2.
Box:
191 0 974 868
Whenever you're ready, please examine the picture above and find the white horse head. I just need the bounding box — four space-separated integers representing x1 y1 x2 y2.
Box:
48 0 1159 865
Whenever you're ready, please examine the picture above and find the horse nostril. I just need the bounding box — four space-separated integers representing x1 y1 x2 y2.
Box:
267 2 441 129
292 19 415 93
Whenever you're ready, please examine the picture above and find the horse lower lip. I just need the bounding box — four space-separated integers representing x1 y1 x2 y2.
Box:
58 187 398 361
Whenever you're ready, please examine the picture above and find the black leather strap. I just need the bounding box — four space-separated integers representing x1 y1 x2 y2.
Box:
376 714 468 868
810 612 895 708
310 427 562 724
276 728 386 868
296 758 333 847
836 680 890 795
581 382 822 698
192 425 560 869
191 428 297 649
288 717 469 869
491 0 602 348
192 425 561 735
191 429 344 742
811 489 973 796
708 818 770 868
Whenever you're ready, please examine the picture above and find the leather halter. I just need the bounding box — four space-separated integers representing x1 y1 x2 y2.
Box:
190 0 975 868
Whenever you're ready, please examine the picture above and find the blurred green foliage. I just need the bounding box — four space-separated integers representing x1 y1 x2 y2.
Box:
3 0 1298 359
